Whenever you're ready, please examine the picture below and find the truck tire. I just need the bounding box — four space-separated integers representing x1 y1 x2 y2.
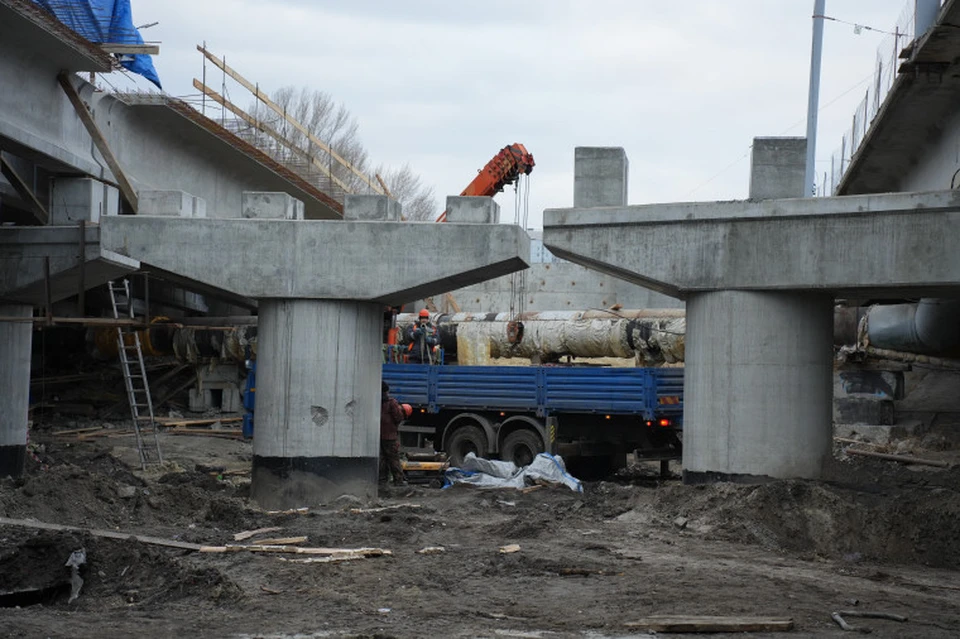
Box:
500 429 544 467
446 425 487 468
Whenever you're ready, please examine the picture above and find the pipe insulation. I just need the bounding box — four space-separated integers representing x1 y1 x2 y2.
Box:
866 299 960 355
396 310 685 365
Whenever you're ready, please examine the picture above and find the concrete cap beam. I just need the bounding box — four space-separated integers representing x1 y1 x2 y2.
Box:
100 217 530 305
0 225 139 305
543 189 960 298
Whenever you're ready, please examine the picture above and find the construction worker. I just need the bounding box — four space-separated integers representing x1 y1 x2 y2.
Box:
379 381 407 486
406 309 439 364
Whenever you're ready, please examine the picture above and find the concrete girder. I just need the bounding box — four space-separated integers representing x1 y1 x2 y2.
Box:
543 189 960 299
99 217 530 305
0 225 138 305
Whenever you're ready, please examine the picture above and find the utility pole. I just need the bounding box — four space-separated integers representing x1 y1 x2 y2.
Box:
805 0 826 197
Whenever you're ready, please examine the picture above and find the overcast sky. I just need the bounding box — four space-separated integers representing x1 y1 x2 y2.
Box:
109 0 915 228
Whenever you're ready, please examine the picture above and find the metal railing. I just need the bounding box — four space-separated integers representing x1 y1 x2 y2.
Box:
819 1 939 195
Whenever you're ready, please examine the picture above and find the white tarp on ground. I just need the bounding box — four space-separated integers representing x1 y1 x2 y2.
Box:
443 452 583 493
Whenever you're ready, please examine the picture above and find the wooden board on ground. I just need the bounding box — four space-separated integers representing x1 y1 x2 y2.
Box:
155 417 243 427
234 526 282 541
624 615 795 633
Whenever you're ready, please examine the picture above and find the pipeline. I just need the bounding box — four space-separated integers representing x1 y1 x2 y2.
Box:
396 310 685 366
835 299 960 357
92 321 257 363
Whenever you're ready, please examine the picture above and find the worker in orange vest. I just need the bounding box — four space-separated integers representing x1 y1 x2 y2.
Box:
406 309 439 364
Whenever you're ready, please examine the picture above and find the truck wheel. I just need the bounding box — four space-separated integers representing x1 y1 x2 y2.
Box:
446 425 487 468
501 430 544 467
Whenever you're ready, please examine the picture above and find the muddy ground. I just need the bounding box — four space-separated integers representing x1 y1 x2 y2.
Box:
2 418 960 638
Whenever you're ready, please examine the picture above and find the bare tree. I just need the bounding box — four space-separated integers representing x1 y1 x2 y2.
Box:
375 163 437 221
249 87 436 218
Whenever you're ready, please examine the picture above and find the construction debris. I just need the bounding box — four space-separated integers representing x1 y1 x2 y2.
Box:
416 546 446 555
844 448 952 468
348 503 422 514
499 544 521 554
624 616 795 633
233 527 283 541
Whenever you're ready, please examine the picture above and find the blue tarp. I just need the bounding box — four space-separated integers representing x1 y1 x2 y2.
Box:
33 0 161 88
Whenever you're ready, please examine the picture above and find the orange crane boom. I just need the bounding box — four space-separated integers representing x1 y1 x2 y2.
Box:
436 144 534 222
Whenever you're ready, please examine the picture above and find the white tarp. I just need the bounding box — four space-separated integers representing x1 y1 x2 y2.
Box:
443 452 583 493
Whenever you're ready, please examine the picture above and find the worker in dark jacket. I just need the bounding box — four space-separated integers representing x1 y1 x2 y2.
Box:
406 309 439 364
379 381 407 485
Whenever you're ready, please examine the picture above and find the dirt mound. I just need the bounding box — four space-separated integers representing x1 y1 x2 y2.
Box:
628 471 960 568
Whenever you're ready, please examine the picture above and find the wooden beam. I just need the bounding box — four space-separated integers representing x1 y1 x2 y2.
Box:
101 43 160 55
192 79 352 194
624 616 795 633
57 73 138 213
196 45 383 195
0 153 49 224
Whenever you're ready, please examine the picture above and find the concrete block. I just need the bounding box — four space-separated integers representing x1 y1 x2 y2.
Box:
139 190 193 217
343 194 401 221
241 192 304 220
188 388 212 412
574 147 628 208
50 177 118 224
749 137 806 199
221 387 243 413
445 196 500 223
835 398 895 425
835 420 927 445
837 370 905 400
192 196 207 218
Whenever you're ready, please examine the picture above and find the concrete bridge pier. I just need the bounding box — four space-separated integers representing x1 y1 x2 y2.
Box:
542 139 960 483
252 299 383 507
94 193 530 506
683 291 834 482
0 305 32 478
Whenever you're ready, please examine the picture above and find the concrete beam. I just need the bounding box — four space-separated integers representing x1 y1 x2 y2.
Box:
0 1 113 73
0 225 139 305
99 217 530 305
544 189 960 298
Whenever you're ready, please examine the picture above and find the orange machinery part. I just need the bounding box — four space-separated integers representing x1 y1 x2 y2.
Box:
436 144 534 222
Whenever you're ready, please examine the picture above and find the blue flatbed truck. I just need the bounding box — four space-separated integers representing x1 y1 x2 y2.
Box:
382 363 684 476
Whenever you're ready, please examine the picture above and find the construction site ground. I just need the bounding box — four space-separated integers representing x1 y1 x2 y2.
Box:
2 418 960 639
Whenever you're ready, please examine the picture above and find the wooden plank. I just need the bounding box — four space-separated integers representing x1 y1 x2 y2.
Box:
845 448 951 468
253 536 308 546
0 517 204 551
624 616 795 633
192 78 352 194
101 43 160 55
0 153 49 224
234 526 282 541
196 45 383 195
155 416 243 427
57 73 138 212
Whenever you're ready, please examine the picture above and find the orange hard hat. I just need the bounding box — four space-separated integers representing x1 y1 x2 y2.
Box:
401 403 413 418
418 309 430 318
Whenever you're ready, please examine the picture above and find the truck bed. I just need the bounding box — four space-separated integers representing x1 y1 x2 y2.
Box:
382 364 683 422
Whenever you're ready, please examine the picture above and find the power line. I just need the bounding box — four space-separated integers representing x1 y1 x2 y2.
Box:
815 14 912 38
684 71 876 198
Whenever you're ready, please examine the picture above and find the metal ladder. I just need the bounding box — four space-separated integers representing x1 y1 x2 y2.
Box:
107 279 163 469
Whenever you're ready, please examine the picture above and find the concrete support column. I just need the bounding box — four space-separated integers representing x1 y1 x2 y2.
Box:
251 299 382 508
574 147 628 207
0 305 32 478
683 291 834 482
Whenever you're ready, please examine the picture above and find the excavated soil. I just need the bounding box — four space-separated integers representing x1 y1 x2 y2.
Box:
2 419 960 638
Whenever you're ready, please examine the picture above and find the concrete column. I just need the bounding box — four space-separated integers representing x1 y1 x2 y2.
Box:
445 196 500 223
749 138 806 200
683 291 834 482
574 147 628 207
0 305 32 478
343 194 401 221
251 299 382 508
